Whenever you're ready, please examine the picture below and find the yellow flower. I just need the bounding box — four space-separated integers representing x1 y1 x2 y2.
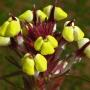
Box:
6 17 21 37
34 35 58 55
62 21 84 42
43 5 68 21
0 17 21 37
22 53 47 75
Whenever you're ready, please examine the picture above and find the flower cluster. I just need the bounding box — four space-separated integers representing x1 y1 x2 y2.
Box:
0 2 90 90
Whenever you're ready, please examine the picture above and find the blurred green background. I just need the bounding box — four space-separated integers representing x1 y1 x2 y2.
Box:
0 0 90 90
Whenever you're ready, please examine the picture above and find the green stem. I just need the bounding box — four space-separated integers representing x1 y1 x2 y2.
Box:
0 71 22 80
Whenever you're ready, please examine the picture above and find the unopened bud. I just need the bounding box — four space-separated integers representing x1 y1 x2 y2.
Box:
43 5 68 21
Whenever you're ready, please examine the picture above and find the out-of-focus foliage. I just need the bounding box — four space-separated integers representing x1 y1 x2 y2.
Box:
0 0 90 90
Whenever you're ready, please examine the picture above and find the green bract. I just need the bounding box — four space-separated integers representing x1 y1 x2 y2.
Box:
19 10 33 22
0 36 11 46
0 17 21 37
43 5 67 21
37 10 47 21
62 22 84 42
34 54 47 72
34 35 58 55
22 53 35 75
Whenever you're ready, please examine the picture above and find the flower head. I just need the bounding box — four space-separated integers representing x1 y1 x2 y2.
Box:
0 16 21 37
34 35 58 55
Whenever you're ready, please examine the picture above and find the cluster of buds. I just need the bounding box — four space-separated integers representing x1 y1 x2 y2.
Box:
0 2 89 90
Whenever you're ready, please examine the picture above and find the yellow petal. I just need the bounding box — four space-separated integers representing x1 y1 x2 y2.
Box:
43 5 52 17
37 10 47 21
84 45 90 58
41 41 55 55
74 26 84 41
19 10 33 22
62 26 74 42
0 21 9 36
5 18 21 37
34 37 44 51
34 54 47 72
54 7 68 21
47 35 58 48
43 5 68 21
22 53 35 75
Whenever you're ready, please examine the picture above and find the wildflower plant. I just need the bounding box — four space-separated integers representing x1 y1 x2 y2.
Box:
0 1 90 90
